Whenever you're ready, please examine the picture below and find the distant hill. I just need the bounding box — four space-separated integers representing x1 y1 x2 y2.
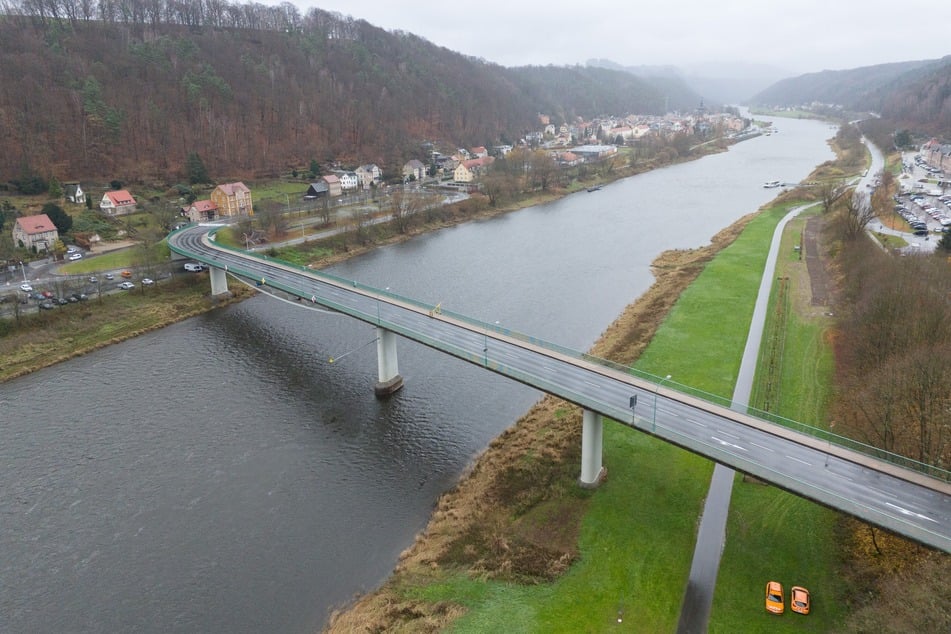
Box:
750 57 951 139
749 60 936 109
0 12 672 185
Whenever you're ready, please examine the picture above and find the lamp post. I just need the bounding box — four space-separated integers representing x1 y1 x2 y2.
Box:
484 320 499 366
652 374 672 432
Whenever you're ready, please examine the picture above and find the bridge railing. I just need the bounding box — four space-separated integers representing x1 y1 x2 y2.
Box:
198 229 951 483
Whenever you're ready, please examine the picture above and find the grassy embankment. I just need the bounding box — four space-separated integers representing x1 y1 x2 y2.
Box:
0 275 252 383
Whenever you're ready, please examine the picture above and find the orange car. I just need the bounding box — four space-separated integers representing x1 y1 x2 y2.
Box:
120 270 132 278
790 585 810 615
765 580 784 614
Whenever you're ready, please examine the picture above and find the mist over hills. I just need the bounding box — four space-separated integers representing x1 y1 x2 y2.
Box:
588 58 790 105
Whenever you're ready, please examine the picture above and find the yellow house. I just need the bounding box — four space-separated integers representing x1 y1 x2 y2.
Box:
210 182 253 217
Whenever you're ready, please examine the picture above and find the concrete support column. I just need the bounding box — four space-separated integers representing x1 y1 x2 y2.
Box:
374 327 404 397
579 408 606 488
209 266 229 297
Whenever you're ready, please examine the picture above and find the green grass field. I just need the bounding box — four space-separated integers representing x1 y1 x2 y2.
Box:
400 201 843 631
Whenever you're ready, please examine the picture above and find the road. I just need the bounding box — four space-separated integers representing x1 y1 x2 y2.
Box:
168 224 951 555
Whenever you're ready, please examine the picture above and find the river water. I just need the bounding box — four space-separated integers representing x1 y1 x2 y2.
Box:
0 116 834 632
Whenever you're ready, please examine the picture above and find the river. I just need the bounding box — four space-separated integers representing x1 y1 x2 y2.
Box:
0 115 834 632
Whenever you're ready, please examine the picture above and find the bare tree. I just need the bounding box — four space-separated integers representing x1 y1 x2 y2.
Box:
842 190 875 240
819 179 846 214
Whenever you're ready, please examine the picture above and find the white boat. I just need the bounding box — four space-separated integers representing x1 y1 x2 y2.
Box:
763 180 781 188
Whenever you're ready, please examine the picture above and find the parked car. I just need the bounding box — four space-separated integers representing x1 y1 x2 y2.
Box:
183 262 204 272
118 281 135 290
790 586 810 615
120 270 132 278
19 282 32 292
141 278 155 286
67 252 82 261
88 276 98 284
765 581 784 614
38 301 55 310
104 273 114 280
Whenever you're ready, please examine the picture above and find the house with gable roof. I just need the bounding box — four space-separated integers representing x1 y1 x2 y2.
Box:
321 174 343 197
13 214 59 251
336 171 359 191
186 200 219 223
64 182 85 205
210 182 253 217
355 164 382 189
100 189 137 216
402 159 426 182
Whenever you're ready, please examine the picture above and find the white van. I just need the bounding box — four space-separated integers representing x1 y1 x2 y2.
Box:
183 263 205 272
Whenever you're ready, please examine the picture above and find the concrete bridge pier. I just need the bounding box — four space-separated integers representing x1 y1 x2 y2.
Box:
374 327 404 397
579 409 606 488
209 266 229 296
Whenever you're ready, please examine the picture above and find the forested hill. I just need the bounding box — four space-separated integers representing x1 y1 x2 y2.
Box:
0 9 671 185
750 57 951 138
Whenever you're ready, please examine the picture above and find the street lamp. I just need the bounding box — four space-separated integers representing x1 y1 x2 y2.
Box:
652 374 672 432
484 320 499 366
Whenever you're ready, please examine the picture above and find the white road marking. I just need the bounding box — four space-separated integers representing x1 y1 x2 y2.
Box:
749 442 774 452
785 455 812 466
885 502 937 523
712 436 747 451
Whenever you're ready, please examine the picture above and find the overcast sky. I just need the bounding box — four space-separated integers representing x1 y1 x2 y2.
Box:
285 1 949 76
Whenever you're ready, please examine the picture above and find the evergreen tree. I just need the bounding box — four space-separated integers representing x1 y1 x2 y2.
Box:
936 230 951 254
186 152 209 184
41 202 73 234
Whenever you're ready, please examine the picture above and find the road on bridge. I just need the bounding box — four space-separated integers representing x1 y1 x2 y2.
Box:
168 224 951 555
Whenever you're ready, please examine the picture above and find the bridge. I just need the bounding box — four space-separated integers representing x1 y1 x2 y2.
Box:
168 224 951 553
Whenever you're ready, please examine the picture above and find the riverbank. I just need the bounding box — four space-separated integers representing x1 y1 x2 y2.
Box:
0 278 254 383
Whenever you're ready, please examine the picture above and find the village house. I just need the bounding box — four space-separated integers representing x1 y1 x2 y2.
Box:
354 164 382 189
453 157 494 183
210 182 253 217
321 174 343 197
99 189 137 216
63 182 85 205
13 213 58 252
304 181 329 199
336 171 359 191
469 146 488 159
402 159 426 182
186 200 219 223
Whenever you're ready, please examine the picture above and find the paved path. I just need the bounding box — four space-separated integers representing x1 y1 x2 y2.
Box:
676 201 819 633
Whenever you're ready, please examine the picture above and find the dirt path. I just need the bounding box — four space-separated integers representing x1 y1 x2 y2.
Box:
803 215 831 306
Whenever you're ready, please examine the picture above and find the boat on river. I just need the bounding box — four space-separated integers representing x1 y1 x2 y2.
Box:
763 180 781 188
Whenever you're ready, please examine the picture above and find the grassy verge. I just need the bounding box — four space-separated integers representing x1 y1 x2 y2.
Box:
711 210 843 632
0 276 253 383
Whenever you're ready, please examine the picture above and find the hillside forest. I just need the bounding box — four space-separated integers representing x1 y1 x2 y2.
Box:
0 4 692 186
